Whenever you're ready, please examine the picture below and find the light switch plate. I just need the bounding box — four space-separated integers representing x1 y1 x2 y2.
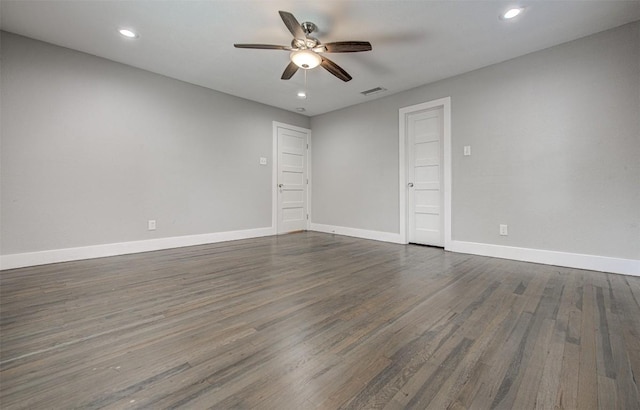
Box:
259 157 267 165
464 146 471 156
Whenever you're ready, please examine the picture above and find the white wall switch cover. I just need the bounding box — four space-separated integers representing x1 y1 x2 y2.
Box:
464 146 471 156
259 157 267 165
499 224 508 236
148 220 156 231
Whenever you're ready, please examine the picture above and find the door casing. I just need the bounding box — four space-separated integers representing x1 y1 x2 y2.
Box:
272 122 311 234
399 97 452 247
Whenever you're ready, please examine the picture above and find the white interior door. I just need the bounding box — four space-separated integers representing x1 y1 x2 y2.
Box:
407 107 444 246
277 125 308 234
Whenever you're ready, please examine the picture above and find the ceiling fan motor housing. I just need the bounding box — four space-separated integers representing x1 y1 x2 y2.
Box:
292 37 319 50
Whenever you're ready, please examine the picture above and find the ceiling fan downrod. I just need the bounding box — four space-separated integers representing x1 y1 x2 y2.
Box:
301 21 317 35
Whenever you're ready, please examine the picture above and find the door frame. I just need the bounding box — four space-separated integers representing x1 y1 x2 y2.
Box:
272 121 312 234
399 97 452 248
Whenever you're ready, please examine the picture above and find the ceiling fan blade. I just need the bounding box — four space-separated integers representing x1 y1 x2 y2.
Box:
320 57 352 82
234 44 291 50
279 11 306 40
323 41 372 53
281 61 299 80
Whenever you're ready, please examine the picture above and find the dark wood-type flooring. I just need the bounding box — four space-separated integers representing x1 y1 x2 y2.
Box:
1 232 639 409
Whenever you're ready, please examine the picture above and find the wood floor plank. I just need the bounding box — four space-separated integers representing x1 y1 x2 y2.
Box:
607 275 640 409
1 232 639 409
535 274 570 409
555 341 581 409
512 317 555 408
577 282 600 410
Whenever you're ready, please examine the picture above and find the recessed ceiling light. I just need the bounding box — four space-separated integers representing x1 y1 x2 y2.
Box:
297 91 307 99
501 7 523 20
296 107 306 112
118 28 138 38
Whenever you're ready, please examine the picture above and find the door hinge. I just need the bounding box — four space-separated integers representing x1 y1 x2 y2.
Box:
307 214 309 220
306 179 309 184
307 143 309 149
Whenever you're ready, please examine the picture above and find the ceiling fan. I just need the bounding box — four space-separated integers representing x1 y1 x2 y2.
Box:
234 11 372 82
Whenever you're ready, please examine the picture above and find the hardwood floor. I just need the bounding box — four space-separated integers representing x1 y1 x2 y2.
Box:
1 232 639 409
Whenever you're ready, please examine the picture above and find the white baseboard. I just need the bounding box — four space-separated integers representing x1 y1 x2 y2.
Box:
0 227 275 270
447 240 640 277
310 223 403 244
311 224 639 276
4 226 637 277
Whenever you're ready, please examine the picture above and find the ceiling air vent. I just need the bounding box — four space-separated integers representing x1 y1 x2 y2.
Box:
360 86 387 96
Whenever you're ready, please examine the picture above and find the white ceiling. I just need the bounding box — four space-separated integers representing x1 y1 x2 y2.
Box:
1 1 639 116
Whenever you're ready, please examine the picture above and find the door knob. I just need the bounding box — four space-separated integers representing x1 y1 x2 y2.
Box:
407 182 414 187
278 184 283 188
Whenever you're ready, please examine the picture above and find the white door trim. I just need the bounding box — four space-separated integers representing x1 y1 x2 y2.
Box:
399 97 452 248
272 121 312 234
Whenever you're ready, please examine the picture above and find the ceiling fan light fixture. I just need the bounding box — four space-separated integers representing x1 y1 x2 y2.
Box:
290 49 321 69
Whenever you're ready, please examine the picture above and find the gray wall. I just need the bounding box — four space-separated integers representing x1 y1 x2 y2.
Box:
3 23 639 261
311 22 640 260
1 32 309 254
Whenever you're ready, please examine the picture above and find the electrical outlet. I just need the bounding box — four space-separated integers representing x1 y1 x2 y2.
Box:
499 224 508 236
259 157 267 165
148 220 156 231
